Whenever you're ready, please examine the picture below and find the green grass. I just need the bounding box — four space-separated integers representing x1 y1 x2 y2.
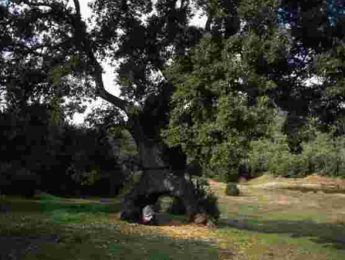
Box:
211 179 345 259
0 195 217 260
1 180 345 259
215 226 345 260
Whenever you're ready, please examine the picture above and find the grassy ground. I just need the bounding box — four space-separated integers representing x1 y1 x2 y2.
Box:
0 176 345 259
211 177 345 259
0 193 218 260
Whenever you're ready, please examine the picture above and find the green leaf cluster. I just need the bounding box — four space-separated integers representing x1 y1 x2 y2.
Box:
163 30 281 177
248 116 345 178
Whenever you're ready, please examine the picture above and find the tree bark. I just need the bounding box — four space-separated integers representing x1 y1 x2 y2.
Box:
119 141 200 223
70 0 204 224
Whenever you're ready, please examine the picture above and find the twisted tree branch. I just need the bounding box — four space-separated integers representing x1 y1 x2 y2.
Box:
72 0 129 113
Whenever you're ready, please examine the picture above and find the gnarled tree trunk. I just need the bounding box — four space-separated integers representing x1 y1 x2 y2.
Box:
66 0 208 224
120 127 203 223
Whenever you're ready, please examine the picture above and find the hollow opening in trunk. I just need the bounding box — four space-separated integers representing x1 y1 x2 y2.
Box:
135 193 188 225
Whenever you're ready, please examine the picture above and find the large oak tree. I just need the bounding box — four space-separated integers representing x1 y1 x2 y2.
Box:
1 0 215 223
1 0 344 223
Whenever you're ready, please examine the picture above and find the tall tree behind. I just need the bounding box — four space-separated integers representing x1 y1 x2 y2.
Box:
164 0 345 179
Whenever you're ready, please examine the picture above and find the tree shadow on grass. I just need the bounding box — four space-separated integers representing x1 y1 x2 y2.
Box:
218 217 345 250
0 232 220 260
0 196 122 214
0 216 220 260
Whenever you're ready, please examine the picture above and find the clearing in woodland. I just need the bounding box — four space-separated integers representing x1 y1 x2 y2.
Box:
0 175 344 260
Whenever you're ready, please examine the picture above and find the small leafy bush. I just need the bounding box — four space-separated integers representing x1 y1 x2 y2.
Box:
225 182 240 196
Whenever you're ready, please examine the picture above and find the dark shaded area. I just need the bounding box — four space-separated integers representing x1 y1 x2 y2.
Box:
0 105 128 198
0 231 219 260
0 235 60 260
0 196 121 215
166 197 187 215
219 218 345 250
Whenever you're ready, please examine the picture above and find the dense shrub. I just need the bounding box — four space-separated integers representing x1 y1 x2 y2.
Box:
225 182 240 196
301 133 345 177
0 162 39 197
248 130 345 178
0 106 131 197
203 166 239 183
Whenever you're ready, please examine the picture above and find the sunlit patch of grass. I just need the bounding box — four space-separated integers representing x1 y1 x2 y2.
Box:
262 209 329 223
47 210 88 224
215 226 345 260
209 178 345 259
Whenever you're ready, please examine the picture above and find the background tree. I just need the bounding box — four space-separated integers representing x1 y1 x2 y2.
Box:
164 0 345 180
0 102 127 197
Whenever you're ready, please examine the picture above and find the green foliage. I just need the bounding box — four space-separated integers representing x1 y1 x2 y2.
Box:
314 29 345 97
163 0 345 181
225 182 240 196
48 56 82 88
202 166 232 183
302 132 345 177
248 116 345 178
0 106 126 197
163 34 275 179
